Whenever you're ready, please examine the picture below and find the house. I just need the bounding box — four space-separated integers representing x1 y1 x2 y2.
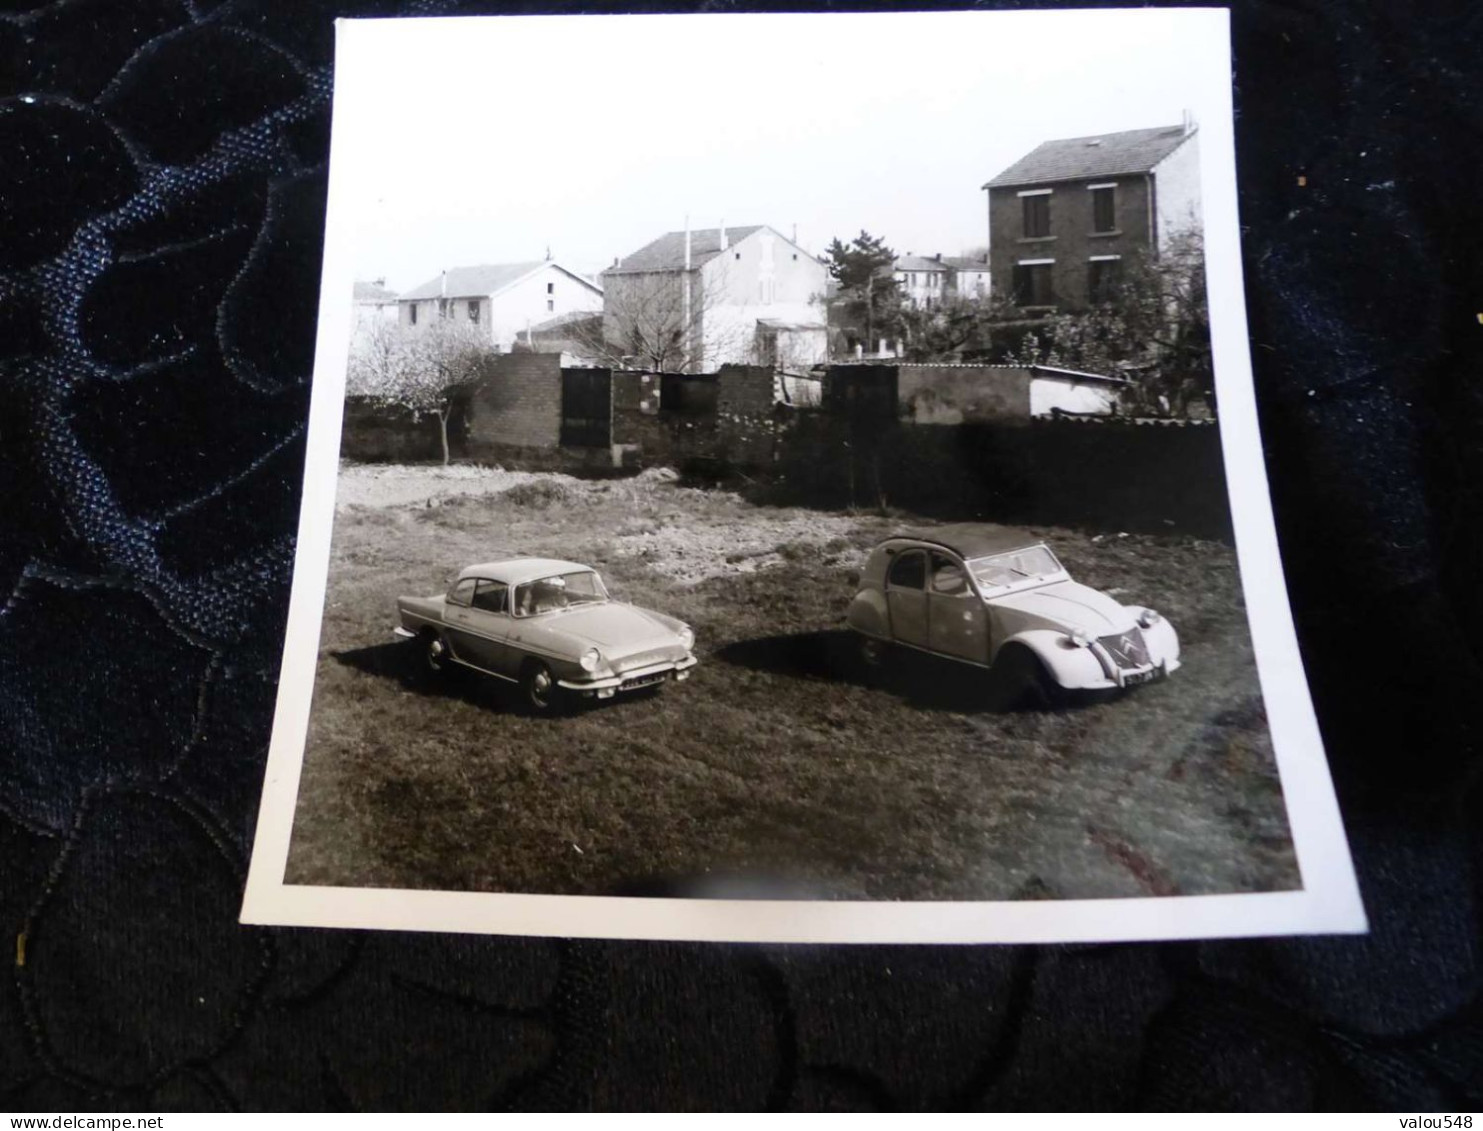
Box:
601 224 829 373
894 255 950 308
893 254 993 308
397 260 604 352
350 278 398 352
981 121 1201 312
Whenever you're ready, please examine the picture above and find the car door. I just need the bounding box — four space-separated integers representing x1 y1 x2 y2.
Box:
885 548 929 650
927 550 988 663
440 578 481 664
452 579 513 673
438 578 504 667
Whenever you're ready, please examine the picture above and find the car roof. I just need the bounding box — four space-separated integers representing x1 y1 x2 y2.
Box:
884 524 1044 560
457 558 596 586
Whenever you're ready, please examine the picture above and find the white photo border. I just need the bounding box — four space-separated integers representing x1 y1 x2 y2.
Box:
242 9 1366 944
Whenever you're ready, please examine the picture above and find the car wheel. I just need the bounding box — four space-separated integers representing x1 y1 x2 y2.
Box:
422 631 450 677
988 643 1064 711
856 633 891 678
521 660 562 715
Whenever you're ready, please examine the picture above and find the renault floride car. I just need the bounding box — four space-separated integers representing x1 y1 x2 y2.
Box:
394 558 696 713
846 525 1179 703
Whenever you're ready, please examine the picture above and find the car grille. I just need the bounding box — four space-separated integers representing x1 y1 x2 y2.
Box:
616 647 675 674
1098 628 1150 671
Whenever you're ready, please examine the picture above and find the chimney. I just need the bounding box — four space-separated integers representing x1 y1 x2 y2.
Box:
1182 109 1197 136
719 220 727 251
439 270 447 298
792 222 798 244
934 253 942 263
612 256 619 268
373 276 385 287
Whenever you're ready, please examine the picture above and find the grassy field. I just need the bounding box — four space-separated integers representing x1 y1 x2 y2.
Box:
284 463 1300 901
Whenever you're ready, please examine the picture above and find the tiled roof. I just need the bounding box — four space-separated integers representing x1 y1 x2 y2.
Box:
983 125 1192 189
399 261 593 302
353 280 397 302
895 256 949 272
605 226 766 275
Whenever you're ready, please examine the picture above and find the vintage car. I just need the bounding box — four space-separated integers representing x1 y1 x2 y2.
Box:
394 558 696 713
846 525 1180 703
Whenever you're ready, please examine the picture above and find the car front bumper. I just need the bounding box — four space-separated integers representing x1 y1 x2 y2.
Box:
558 654 698 697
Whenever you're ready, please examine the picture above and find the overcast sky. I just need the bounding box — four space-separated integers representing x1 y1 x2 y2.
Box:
332 9 1229 292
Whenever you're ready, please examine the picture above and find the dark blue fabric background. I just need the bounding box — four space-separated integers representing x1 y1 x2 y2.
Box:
1 0 1480 1111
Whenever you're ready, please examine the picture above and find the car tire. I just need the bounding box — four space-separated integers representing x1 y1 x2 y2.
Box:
520 660 563 716
421 630 450 678
855 633 891 679
988 643 1064 711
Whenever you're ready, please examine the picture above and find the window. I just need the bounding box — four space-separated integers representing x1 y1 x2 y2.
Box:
1091 185 1117 233
734 252 741 260
437 298 449 319
1013 262 1055 307
470 580 508 614
409 304 418 326
447 578 477 606
887 550 927 590
1023 194 1051 238
546 282 554 294
1088 257 1123 304
467 300 480 323
931 553 970 597
546 299 554 312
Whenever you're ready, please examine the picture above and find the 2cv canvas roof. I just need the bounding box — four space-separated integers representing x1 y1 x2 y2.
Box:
896 524 1043 560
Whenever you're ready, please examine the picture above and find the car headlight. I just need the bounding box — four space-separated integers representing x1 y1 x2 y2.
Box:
1065 627 1092 648
580 647 602 672
1138 608 1162 629
678 625 695 651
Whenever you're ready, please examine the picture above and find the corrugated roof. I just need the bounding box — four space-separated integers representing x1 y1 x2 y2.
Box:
528 310 600 333
983 125 1192 189
397 261 603 302
353 280 397 302
605 226 766 275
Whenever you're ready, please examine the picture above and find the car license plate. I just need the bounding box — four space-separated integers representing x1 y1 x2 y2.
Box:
1124 669 1158 686
622 671 668 691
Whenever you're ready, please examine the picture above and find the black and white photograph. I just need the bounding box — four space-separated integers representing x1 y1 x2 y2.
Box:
241 9 1363 942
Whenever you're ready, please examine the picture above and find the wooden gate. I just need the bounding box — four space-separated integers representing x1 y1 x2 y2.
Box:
560 368 611 448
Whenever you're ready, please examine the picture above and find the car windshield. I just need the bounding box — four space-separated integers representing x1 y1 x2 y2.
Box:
512 570 609 617
967 545 1062 591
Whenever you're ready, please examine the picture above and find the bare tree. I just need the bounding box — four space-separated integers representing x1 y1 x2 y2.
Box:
347 317 493 464
577 259 756 374
1004 227 1212 417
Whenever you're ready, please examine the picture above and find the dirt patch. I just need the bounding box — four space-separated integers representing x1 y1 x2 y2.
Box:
335 461 561 510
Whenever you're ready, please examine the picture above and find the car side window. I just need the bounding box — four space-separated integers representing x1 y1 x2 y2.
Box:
448 578 477 607
886 549 926 590
931 552 970 596
471 580 508 614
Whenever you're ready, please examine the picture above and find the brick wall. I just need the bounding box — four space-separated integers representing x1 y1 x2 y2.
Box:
340 396 452 463
774 415 1231 540
989 177 1154 311
896 365 1031 422
463 352 562 458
